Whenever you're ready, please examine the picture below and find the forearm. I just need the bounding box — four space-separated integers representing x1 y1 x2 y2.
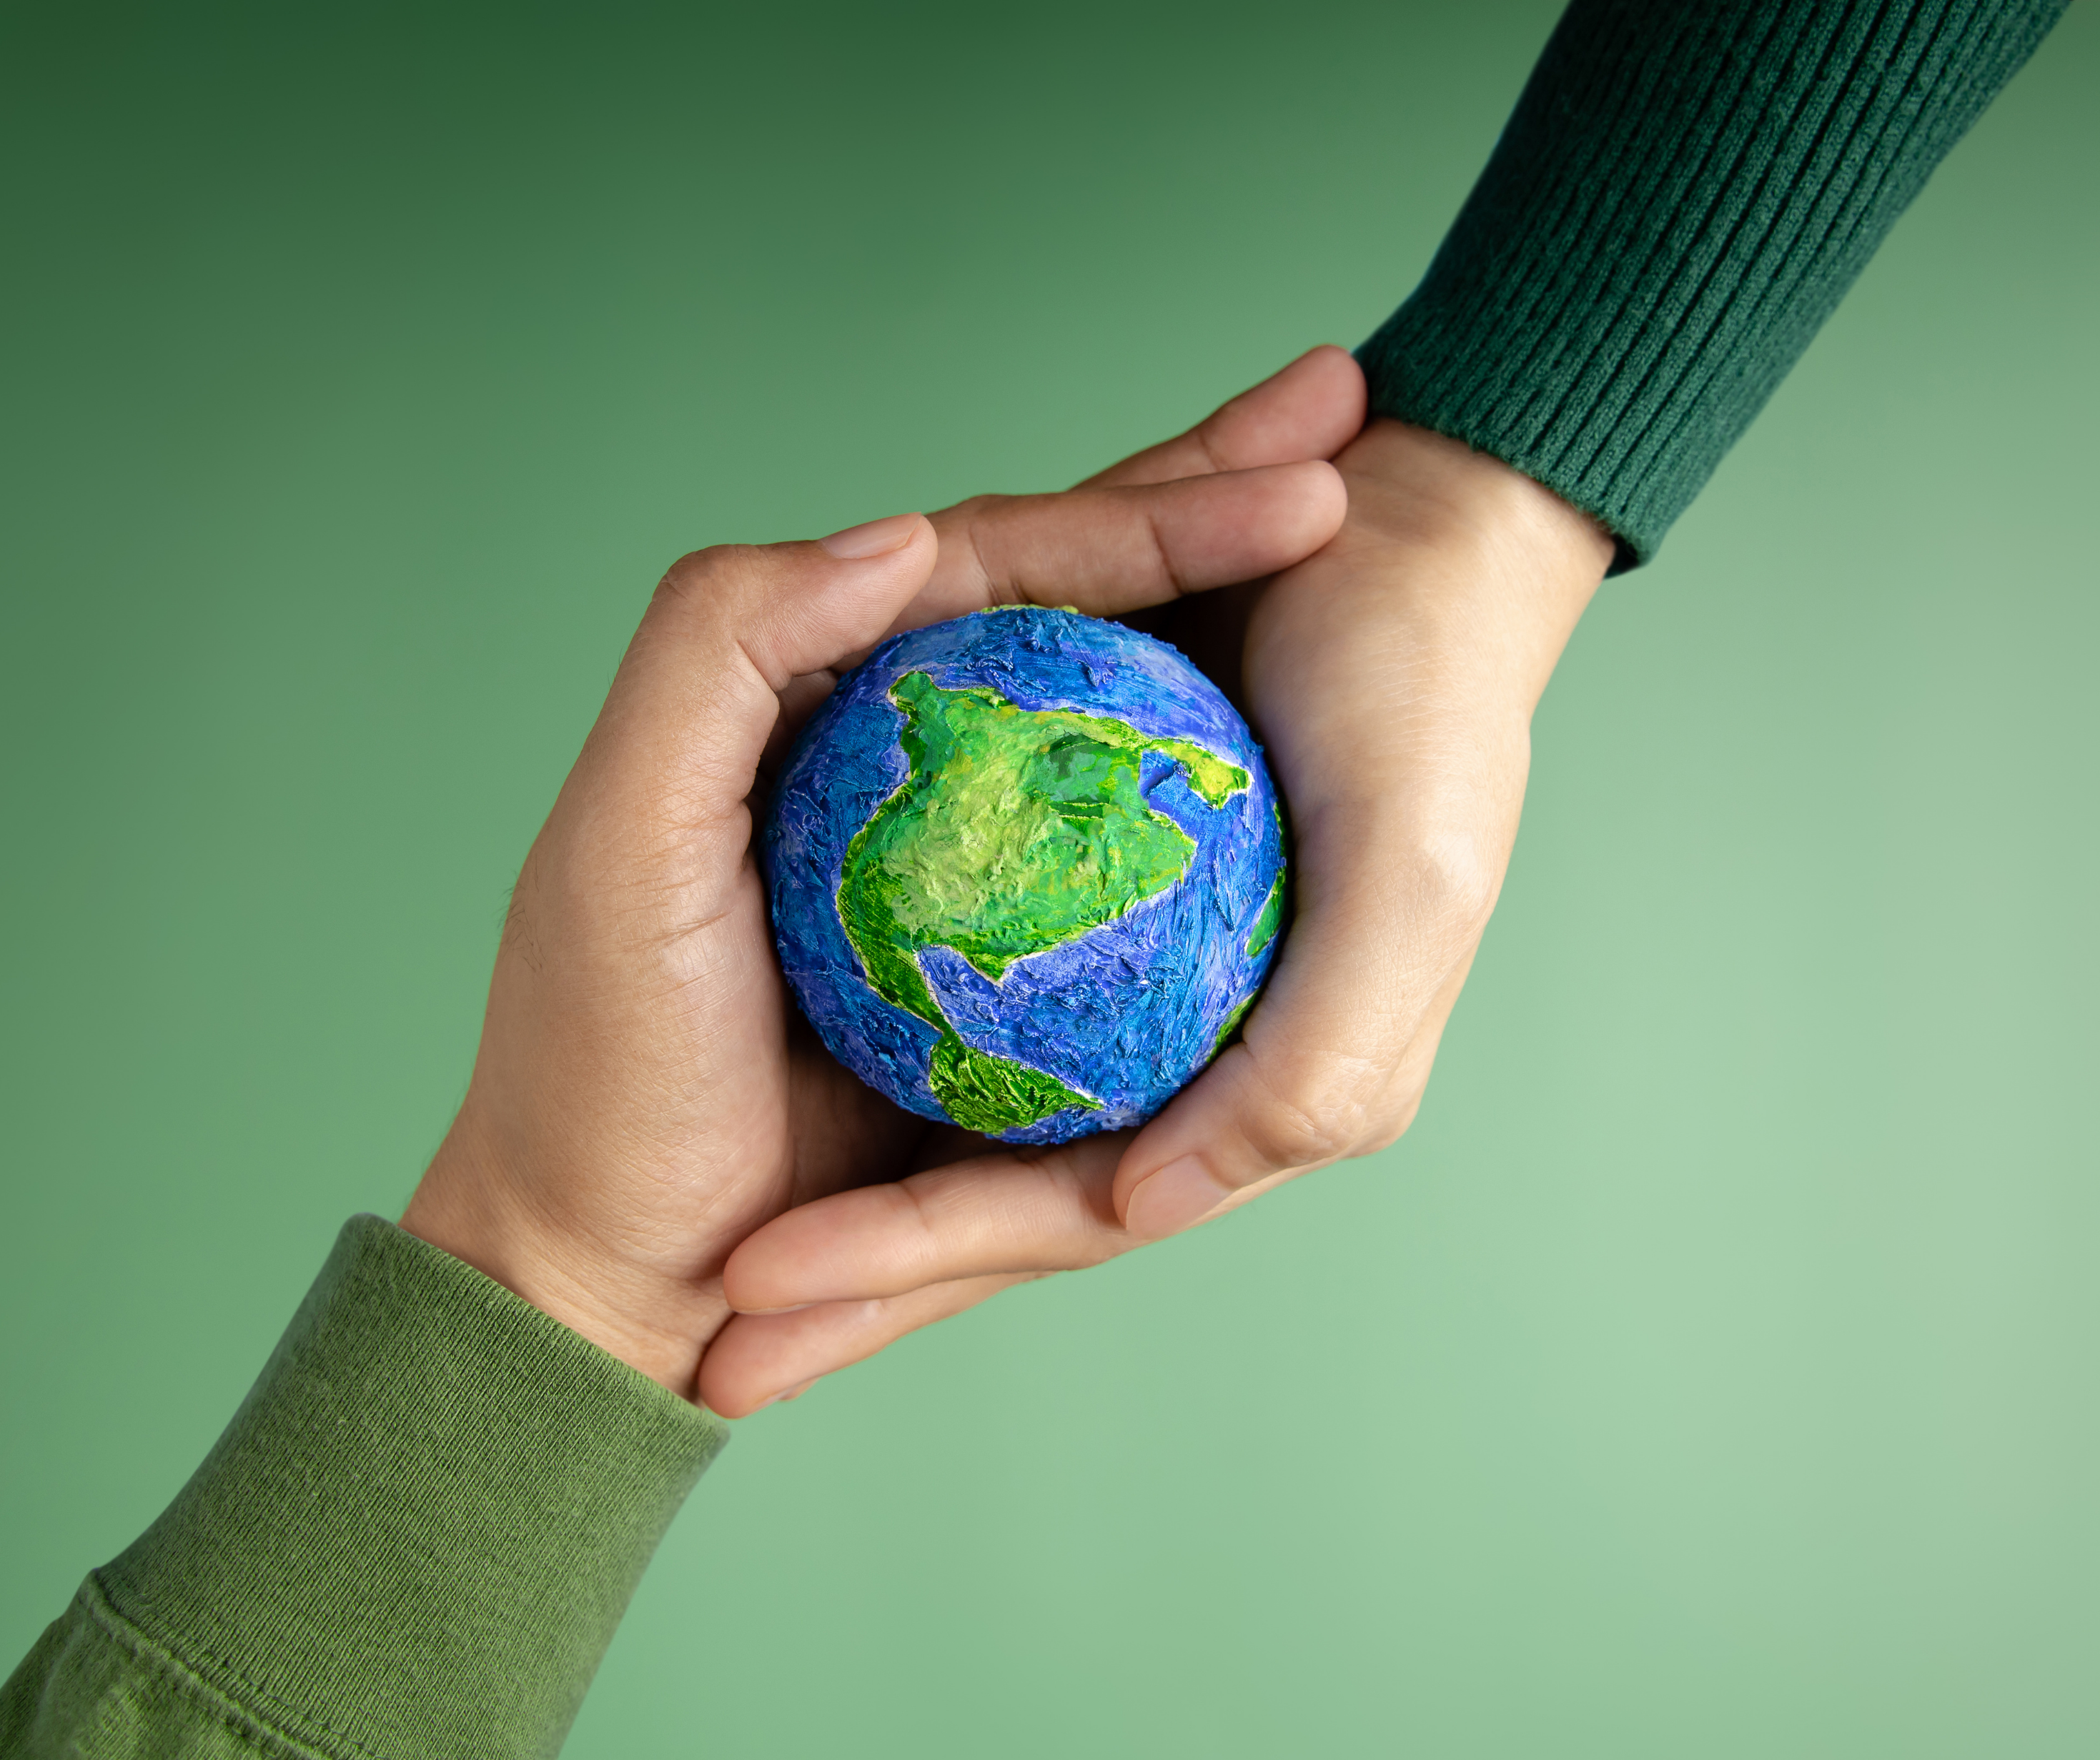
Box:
1359 0 2069 568
1 1218 725 1759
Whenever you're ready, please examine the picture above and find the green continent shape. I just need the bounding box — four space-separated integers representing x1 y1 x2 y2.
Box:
836 670 1250 1133
1209 994 1255 1063
1247 865 1288 958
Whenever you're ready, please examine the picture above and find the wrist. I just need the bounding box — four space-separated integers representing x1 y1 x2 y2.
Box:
1342 418 1612 582
401 1121 718 1398
1327 419 1613 697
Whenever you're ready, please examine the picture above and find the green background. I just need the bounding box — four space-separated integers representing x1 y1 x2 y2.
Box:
4 3 2094 1754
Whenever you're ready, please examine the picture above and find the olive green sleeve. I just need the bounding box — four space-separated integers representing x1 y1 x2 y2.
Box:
0 1216 728 1759
1358 0 2068 570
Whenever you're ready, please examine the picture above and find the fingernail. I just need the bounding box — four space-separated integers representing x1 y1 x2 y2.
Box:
761 1377 817 1408
819 512 921 560
1125 1155 1233 1241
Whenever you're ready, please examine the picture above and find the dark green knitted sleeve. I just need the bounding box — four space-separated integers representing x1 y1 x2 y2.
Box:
0 1217 728 1759
1357 0 2068 570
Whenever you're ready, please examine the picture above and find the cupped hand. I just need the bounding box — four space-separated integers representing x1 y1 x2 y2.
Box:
704 394 1613 1413
398 352 1358 1396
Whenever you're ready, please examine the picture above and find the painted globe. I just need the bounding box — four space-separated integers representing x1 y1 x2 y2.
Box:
765 605 1287 1144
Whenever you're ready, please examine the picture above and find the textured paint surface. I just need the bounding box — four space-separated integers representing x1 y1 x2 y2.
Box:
836 670 1249 1133
766 607 1287 1143
1247 850 1289 957
9 9 2097 1754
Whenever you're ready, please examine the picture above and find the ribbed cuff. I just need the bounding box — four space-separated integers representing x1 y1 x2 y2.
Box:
94 1216 728 1760
1357 0 2066 570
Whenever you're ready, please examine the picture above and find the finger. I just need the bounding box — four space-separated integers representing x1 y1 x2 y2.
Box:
756 353 1362 752
722 1134 1129 1312
758 668 839 777
580 513 937 839
1360 944 1477 1148
1172 940 1477 1228
893 459 1345 632
1112 791 1500 1241
698 1272 1033 1418
784 1016 933 1207
1080 345 1367 489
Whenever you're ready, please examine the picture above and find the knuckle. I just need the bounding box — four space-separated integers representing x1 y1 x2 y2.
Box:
1189 411 1232 473
929 496 1016 602
941 492 1011 523
934 493 1014 565
651 543 759 614
655 545 720 596
1237 1072 1363 1173
1409 830 1501 941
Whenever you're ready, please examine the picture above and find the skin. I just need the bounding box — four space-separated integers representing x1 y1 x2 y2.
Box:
403 348 1615 1417
400 354 1355 1396
704 357 1614 1413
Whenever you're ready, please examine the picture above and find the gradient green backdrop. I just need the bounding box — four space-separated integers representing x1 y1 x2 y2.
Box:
4 4 2095 1754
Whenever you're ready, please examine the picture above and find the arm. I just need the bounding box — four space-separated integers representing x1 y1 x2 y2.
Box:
698 0 2071 1401
1359 0 2071 569
1134 0 2074 1219
1 368 1357 1756
1 1220 724 1759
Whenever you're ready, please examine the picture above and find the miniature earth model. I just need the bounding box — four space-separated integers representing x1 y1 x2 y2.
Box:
766 605 1287 1144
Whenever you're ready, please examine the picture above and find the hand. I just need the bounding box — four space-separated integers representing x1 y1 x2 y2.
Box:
398 354 1357 1397
706 391 1613 1408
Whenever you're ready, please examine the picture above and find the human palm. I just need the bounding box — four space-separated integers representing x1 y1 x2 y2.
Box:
1125 416 1615 1225
402 354 1358 1396
704 392 1615 1413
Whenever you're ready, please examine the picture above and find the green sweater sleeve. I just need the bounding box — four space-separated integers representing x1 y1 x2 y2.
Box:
1357 0 2068 570
0 1217 727 1759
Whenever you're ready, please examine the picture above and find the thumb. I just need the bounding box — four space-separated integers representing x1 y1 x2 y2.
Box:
583 513 938 832
1108 794 1497 1240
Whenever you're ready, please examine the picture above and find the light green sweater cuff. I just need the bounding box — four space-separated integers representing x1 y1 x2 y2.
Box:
29 1215 726 1759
